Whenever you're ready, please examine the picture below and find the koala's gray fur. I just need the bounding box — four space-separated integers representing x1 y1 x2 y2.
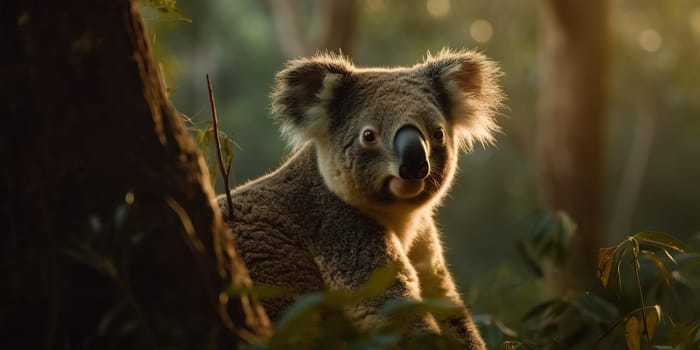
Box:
218 49 503 349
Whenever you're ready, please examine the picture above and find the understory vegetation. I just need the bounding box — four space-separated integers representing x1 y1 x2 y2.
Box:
56 186 700 349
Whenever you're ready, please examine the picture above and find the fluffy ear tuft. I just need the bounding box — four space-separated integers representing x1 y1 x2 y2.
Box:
422 48 504 150
271 52 354 148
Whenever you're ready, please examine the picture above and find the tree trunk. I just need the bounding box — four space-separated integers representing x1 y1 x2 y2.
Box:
267 0 359 58
0 1 270 349
536 0 609 295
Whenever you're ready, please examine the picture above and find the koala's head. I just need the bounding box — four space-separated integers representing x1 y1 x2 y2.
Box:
271 49 503 219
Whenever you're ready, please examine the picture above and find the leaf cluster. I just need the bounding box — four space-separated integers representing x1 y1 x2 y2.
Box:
489 212 700 349
240 264 465 350
595 232 700 350
516 210 577 276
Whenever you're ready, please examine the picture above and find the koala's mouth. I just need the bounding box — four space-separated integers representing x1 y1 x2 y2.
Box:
388 176 425 199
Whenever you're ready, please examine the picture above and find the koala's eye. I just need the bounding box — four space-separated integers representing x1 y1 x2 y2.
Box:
360 128 378 146
432 127 445 142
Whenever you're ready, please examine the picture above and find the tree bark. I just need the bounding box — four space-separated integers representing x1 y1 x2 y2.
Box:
536 0 609 295
1 1 270 349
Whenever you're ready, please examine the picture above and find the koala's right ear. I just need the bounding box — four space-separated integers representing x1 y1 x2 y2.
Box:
271 53 354 148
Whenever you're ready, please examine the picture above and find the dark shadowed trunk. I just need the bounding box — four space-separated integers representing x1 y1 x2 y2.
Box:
536 0 609 295
0 1 270 349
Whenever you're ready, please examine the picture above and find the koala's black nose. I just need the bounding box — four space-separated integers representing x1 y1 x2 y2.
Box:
394 126 429 180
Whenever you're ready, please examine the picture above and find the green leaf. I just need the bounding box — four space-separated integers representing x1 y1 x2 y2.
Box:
625 316 642 350
634 231 691 253
195 128 211 149
515 239 543 277
555 211 576 254
219 130 236 166
646 305 662 339
502 341 529 350
113 203 129 232
143 0 192 22
526 210 577 265
641 250 671 286
546 300 573 319
347 333 400 350
521 300 556 321
378 297 459 318
598 246 617 287
616 246 629 294
377 298 461 333
663 248 679 265
353 263 400 299
531 211 554 253
274 293 324 334
97 301 128 336
624 306 662 350
61 241 117 279
573 294 618 326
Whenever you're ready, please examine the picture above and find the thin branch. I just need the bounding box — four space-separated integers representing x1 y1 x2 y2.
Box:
206 74 234 220
631 238 652 348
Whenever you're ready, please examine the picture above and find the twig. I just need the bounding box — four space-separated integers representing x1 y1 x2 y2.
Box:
631 238 652 348
206 74 234 219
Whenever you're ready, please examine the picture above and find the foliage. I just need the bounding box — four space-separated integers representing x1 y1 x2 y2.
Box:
236 264 465 350
595 232 700 350
58 192 163 348
186 113 236 189
477 212 700 350
142 0 191 23
50 188 699 349
517 210 577 275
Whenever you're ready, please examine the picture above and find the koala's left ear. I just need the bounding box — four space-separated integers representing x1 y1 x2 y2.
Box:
271 53 354 148
421 49 504 149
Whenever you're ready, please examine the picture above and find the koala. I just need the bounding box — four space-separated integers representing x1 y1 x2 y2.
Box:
218 49 503 348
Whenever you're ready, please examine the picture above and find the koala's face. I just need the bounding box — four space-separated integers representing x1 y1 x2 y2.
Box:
272 49 503 215
318 73 457 208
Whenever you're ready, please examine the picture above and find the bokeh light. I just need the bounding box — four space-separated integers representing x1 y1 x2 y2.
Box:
426 0 450 18
691 8 700 34
638 29 662 52
365 0 388 15
470 19 493 43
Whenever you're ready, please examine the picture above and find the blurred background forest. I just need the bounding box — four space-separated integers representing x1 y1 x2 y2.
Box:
145 0 700 345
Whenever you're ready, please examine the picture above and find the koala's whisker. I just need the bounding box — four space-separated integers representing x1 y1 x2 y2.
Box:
427 171 442 189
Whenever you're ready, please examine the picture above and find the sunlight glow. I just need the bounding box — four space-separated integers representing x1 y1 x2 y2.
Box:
639 29 662 52
691 9 700 35
125 190 135 205
470 19 493 44
426 0 450 18
365 0 388 14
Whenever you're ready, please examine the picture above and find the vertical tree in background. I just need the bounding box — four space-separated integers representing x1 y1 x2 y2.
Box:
1 0 270 348
536 0 609 295
266 0 359 57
